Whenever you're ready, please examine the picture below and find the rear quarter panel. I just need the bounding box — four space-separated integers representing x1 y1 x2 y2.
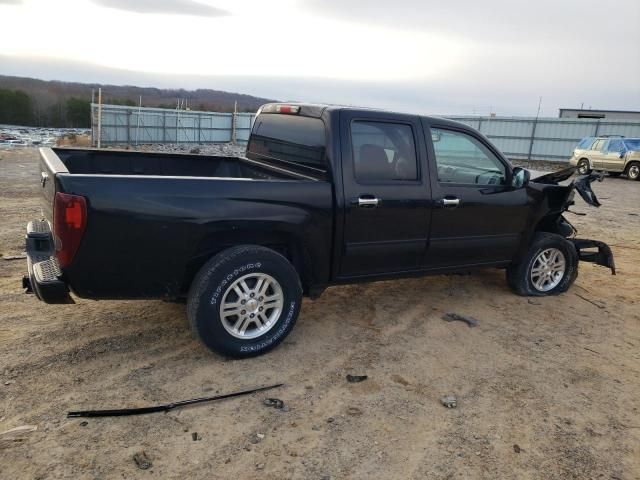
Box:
58 175 333 299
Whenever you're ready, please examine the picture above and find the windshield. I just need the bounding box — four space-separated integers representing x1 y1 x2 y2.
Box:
623 139 640 151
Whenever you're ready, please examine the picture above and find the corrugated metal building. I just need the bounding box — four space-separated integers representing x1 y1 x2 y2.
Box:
92 104 640 161
558 108 640 121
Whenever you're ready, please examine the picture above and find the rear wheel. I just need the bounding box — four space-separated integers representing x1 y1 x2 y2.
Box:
506 233 578 296
577 159 591 175
187 245 302 358
625 161 640 181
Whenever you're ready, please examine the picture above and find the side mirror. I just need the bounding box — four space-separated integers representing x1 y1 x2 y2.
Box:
511 167 530 188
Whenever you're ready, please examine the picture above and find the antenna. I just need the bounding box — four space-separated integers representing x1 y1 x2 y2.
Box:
535 96 542 119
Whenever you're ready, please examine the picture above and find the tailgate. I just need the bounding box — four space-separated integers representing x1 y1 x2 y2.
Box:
38 147 69 223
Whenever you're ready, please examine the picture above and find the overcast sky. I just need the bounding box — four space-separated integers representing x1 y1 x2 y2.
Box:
0 0 638 116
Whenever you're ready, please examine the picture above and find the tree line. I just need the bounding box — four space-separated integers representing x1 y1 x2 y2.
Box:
0 88 259 128
0 88 91 128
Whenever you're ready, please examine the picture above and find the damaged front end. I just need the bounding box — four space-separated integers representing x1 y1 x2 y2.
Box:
530 167 615 275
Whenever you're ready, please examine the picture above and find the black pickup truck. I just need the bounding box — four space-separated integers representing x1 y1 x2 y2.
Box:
25 103 615 357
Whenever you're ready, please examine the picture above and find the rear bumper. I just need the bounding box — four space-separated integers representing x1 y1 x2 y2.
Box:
24 219 73 304
570 238 616 275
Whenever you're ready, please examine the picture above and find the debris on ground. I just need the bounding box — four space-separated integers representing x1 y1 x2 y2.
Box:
133 451 152 470
527 299 541 305
442 313 478 327
346 374 368 383
256 463 265 470
391 374 410 386
249 433 264 444
191 432 201 441
263 398 284 409
347 407 363 416
79 421 88 427
513 444 522 453
440 395 457 408
0 425 37 443
2 253 26 261
575 293 606 309
67 383 283 418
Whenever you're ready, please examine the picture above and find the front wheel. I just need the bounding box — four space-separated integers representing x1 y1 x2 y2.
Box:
625 161 640 181
187 245 302 358
506 233 578 296
577 159 591 175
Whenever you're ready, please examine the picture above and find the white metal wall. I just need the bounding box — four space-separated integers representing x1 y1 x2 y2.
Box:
91 104 255 145
448 116 640 160
92 104 640 161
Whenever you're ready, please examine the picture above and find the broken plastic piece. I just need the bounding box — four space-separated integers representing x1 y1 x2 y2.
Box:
573 171 605 207
570 238 616 274
263 398 284 409
67 383 283 418
346 374 368 383
442 313 478 327
440 395 457 408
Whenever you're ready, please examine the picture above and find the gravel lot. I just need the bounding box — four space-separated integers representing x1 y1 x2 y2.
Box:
1 148 639 479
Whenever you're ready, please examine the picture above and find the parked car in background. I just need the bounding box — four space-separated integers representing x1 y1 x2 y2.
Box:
570 136 640 180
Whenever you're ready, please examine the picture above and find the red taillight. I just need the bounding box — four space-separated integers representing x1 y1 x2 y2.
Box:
261 104 300 114
277 105 296 114
53 192 87 268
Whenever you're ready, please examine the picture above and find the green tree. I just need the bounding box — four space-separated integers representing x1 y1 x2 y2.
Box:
110 98 136 106
46 102 66 128
0 89 34 125
66 97 91 127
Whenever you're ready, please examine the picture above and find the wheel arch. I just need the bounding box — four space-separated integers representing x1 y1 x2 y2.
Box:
181 229 315 296
578 157 593 169
624 159 640 175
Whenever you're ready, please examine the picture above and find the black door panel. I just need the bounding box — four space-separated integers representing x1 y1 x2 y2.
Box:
423 122 529 268
339 111 432 277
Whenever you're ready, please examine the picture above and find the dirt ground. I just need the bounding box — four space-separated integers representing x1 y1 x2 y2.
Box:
1 148 639 480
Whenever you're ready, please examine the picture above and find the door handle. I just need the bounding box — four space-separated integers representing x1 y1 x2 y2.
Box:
356 196 380 208
439 197 460 208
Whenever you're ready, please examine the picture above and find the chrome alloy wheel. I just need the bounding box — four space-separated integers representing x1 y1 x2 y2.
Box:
219 273 284 339
530 248 566 292
628 164 640 180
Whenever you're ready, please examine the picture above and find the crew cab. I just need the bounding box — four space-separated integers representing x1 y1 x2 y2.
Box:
24 103 615 357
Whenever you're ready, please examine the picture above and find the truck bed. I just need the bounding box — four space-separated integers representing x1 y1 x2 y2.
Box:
32 147 334 300
53 148 307 180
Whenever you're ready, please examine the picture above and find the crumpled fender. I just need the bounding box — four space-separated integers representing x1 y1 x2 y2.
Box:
573 171 605 207
527 167 614 275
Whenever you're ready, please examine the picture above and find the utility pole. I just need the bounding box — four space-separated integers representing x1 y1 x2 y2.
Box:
527 96 542 161
231 100 237 144
97 88 102 149
135 95 142 146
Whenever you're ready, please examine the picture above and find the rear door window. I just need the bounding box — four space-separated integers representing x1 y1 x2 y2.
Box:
247 114 327 175
591 139 605 151
350 121 418 182
607 139 624 152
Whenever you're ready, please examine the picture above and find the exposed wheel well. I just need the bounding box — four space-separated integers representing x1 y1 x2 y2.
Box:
181 235 310 296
